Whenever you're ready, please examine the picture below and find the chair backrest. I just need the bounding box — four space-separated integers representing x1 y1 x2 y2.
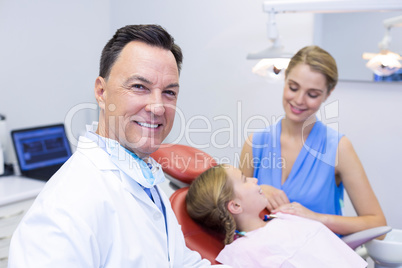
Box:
170 187 224 264
151 144 217 185
152 144 222 262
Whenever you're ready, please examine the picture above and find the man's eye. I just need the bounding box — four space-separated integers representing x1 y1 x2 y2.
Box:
132 84 145 89
164 90 177 97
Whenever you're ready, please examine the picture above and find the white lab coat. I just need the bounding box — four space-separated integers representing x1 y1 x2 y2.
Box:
9 136 224 267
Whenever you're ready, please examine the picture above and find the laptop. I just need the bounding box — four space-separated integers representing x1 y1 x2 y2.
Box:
11 124 72 181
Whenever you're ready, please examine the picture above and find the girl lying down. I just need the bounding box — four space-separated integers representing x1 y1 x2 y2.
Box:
186 164 367 268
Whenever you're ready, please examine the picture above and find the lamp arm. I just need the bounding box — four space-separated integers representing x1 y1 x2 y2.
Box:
378 29 391 51
267 10 281 48
378 15 402 51
383 15 402 29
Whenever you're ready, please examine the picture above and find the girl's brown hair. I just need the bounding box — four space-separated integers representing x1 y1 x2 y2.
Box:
186 164 237 244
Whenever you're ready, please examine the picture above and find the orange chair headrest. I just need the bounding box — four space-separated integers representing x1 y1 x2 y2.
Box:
151 144 217 184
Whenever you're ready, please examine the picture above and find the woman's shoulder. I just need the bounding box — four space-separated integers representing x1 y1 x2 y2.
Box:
313 120 344 143
252 120 281 145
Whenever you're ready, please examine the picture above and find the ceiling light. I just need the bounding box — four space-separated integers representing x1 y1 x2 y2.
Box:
362 15 402 76
364 50 402 76
247 10 293 79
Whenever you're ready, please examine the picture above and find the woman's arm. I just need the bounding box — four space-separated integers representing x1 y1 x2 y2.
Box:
273 136 386 235
239 134 290 211
239 134 254 177
325 136 386 234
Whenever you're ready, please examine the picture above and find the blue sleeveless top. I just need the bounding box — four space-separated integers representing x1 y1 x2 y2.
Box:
252 119 344 215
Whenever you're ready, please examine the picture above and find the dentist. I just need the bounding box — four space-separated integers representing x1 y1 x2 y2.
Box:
9 24 224 267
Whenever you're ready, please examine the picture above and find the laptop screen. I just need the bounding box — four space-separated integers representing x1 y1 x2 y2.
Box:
12 124 72 172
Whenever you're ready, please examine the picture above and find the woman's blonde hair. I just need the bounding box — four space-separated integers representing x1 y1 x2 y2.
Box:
285 45 338 93
186 164 237 245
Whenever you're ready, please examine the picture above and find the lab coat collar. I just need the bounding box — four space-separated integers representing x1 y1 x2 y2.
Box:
118 170 161 210
107 144 165 188
84 127 165 189
76 136 118 171
77 136 164 211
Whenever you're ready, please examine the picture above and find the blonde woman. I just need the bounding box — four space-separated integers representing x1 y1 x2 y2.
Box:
240 45 386 236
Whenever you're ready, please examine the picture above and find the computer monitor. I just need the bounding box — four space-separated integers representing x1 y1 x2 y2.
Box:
11 123 72 181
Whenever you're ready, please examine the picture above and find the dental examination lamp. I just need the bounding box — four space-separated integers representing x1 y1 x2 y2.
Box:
247 9 293 80
362 15 402 76
249 0 402 79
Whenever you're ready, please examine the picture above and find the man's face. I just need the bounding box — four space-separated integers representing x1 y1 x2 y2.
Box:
95 41 179 159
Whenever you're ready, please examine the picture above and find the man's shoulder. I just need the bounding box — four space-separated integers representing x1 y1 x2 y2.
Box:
36 149 116 212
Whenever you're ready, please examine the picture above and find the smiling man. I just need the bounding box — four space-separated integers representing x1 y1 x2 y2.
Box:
95 40 180 158
9 25 226 268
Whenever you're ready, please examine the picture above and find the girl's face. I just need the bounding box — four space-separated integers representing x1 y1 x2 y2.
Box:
283 63 331 123
226 165 268 214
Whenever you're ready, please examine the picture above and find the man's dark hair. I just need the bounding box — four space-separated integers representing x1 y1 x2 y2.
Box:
99 24 183 79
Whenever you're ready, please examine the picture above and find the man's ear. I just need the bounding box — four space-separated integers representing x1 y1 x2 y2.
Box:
227 200 243 215
95 76 106 110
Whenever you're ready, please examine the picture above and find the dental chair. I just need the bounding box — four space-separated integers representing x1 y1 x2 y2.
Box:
170 187 224 264
151 143 217 190
151 144 392 264
170 186 391 264
151 144 221 263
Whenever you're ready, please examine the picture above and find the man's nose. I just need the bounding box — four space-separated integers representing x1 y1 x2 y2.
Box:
146 92 165 116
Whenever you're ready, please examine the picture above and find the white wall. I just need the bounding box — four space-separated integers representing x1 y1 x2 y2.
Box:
1 1 401 230
0 0 110 159
332 81 402 231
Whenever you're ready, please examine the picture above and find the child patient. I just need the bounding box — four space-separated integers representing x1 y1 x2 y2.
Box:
186 164 367 268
